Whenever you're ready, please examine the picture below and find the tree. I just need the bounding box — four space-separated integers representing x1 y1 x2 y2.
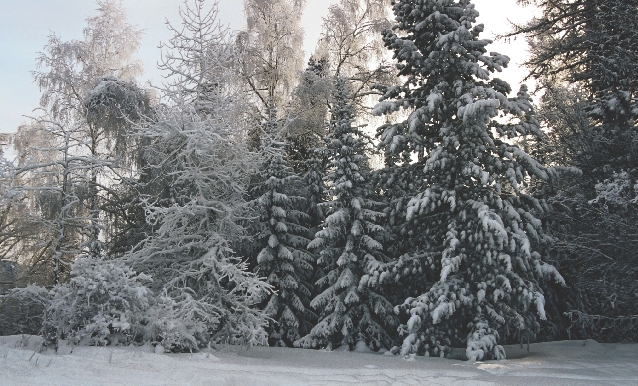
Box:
316 0 394 110
124 0 270 351
11 119 93 285
0 135 48 283
508 0 638 183
19 0 148 275
240 0 306 117
531 84 638 343
34 0 143 121
373 0 564 359
251 144 315 346
508 0 638 342
302 146 329 239
83 76 150 261
509 0 638 93
296 78 395 351
284 57 332 174
10 92 147 285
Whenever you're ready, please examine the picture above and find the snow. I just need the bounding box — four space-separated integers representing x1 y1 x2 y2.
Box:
1 335 637 385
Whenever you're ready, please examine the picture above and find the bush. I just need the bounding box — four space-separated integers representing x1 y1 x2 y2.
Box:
44 257 154 347
143 292 210 352
0 285 50 336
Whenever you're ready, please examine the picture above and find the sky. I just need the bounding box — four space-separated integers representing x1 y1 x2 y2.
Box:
0 0 537 133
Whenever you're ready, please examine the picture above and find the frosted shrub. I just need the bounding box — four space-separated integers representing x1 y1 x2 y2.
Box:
0 285 50 336
143 293 204 352
44 257 154 346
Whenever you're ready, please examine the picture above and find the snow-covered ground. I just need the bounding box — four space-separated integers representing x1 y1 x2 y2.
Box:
1 335 636 385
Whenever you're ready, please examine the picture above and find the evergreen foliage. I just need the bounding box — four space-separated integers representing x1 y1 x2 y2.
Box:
3 0 637 357
296 78 396 351
302 147 329 236
509 0 638 185
251 145 315 347
532 85 638 343
510 0 638 342
374 0 564 359
299 145 329 315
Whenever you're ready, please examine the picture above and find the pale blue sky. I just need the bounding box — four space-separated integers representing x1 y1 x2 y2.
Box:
0 0 534 133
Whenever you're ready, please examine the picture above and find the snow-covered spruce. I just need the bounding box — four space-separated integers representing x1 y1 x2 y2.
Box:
302 146 329 236
373 0 564 360
586 2 638 182
296 78 396 351
124 0 271 352
299 146 329 316
513 0 638 183
250 142 316 347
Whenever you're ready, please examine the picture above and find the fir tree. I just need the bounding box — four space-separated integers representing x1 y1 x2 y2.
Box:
373 0 564 360
585 1 638 182
296 78 396 351
299 144 329 321
508 0 638 185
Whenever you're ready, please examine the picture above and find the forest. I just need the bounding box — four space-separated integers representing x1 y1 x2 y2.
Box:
0 0 636 362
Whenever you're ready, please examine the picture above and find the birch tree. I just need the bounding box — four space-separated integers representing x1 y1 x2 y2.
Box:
11 119 92 285
30 0 146 264
316 0 393 108
240 0 306 118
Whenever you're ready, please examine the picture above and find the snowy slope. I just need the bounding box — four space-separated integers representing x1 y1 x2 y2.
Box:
1 335 636 385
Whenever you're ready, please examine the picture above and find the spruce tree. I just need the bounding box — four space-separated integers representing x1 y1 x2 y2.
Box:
508 0 638 185
374 0 564 359
251 144 316 347
509 0 638 341
296 78 396 351
586 1 638 182
302 147 328 237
